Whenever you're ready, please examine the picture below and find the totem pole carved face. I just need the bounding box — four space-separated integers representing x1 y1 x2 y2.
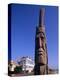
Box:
36 30 47 65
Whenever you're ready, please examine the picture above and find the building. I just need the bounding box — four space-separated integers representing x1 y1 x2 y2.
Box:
8 60 16 72
8 60 19 73
18 56 34 73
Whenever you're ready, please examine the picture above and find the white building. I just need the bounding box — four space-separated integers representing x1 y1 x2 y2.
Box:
8 60 19 72
18 56 34 73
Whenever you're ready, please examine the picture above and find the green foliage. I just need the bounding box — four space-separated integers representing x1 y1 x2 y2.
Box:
14 66 22 73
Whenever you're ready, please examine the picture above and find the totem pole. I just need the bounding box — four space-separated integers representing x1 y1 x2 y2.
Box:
34 8 48 75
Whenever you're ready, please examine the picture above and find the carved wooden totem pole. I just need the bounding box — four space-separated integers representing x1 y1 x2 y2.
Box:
34 8 48 75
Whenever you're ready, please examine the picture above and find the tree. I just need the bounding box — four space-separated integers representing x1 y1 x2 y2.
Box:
14 66 22 74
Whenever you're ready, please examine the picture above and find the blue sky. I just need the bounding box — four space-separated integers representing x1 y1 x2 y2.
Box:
10 4 58 69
